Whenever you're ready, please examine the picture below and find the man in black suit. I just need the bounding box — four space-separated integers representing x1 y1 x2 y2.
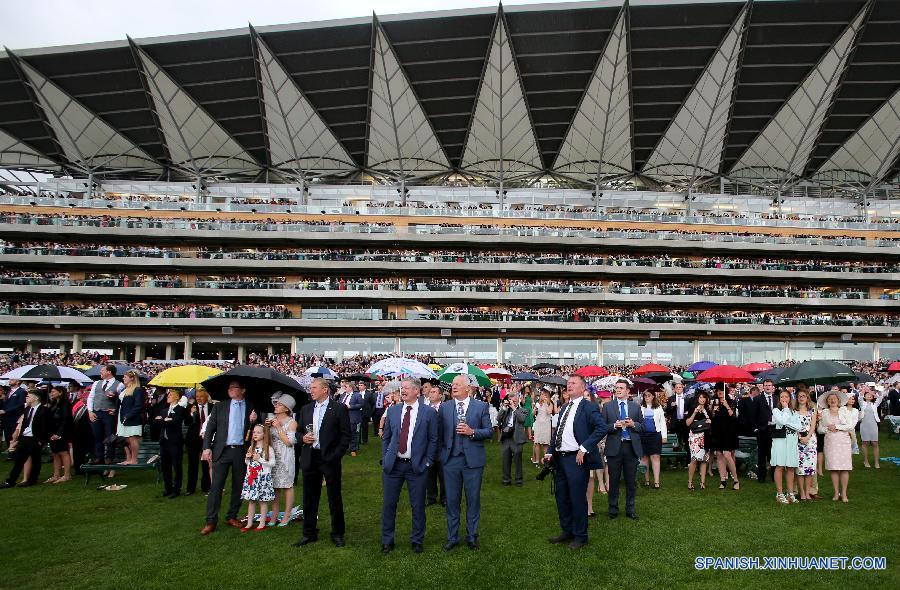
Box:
497 392 529 487
371 383 387 440
0 379 27 449
603 380 644 520
200 381 257 535
338 379 363 456
185 390 213 496
753 379 777 483
294 377 351 547
152 389 187 498
1 388 49 488
359 380 374 445
664 381 693 451
737 386 758 436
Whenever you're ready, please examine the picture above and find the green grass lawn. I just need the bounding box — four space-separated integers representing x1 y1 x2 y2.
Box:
3 431 898 590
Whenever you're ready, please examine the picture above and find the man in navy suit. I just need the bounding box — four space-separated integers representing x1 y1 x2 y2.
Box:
543 375 607 549
1 380 27 449
603 379 644 520
380 377 438 554
437 375 493 551
339 379 364 456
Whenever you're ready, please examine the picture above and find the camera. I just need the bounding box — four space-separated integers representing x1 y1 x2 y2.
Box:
536 461 555 481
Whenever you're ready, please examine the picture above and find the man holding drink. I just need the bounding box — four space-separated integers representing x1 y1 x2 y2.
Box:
294 378 351 548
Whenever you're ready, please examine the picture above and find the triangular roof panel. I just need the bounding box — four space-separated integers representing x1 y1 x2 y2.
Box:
0 128 58 170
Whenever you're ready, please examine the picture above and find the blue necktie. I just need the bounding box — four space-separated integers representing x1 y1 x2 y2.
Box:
619 401 630 441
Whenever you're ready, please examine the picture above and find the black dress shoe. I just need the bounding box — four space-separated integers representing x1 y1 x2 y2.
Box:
381 543 395 554
0 482 13 489
443 541 459 551
169 492 181 499
411 543 424 554
17 482 33 488
568 539 587 550
331 535 345 547
626 513 639 520
548 534 574 544
161 490 172 498
184 491 194 496
293 536 318 547
467 539 479 550
608 513 619 519
502 481 511 486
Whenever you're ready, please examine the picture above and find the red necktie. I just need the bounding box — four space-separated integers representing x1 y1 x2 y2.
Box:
398 406 412 455
200 406 206 425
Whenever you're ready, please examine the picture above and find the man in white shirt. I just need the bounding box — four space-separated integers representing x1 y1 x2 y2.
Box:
86 365 124 465
543 375 607 550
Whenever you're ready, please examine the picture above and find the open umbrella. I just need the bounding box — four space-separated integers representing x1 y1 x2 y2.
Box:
633 363 671 376
642 371 675 383
593 375 630 392
0 365 37 381
437 363 492 388
776 360 856 387
367 357 437 379
687 361 717 373
539 375 567 387
304 366 337 379
888 361 900 373
695 365 755 384
512 371 538 382
484 367 512 380
574 365 609 378
532 362 559 370
631 377 658 393
344 373 372 383
4 364 92 384
742 362 773 373
149 365 223 388
203 366 305 413
754 367 784 384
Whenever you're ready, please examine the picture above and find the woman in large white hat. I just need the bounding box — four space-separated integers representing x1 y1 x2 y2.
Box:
817 391 858 503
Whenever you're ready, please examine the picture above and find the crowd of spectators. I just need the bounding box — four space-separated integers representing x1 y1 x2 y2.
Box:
0 301 290 319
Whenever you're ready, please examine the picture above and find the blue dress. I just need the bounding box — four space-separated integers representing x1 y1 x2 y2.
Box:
770 408 800 468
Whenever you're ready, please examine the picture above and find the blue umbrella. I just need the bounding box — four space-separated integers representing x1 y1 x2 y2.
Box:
754 367 784 384
687 361 717 372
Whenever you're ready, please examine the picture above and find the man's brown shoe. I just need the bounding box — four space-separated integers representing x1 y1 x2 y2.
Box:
226 518 243 529
200 523 216 536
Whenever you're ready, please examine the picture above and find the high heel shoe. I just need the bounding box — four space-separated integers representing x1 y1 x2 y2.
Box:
732 480 740 491
688 483 695 491
699 482 705 490
653 482 660 489
718 480 726 490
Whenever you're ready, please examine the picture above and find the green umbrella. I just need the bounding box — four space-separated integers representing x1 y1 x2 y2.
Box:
681 371 696 380
437 362 492 388
776 360 857 387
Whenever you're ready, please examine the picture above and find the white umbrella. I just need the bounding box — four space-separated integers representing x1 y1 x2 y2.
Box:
367 357 437 379
0 365 38 380
593 375 631 392
303 366 337 379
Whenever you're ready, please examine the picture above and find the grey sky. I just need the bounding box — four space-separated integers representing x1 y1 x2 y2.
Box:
1 0 596 50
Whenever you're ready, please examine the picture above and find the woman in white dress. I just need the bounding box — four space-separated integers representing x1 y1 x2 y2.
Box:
859 384 886 469
532 391 554 461
268 393 298 527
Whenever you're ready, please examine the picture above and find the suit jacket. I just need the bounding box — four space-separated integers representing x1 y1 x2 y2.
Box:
496 405 529 444
665 393 696 425
362 390 376 419
2 386 26 427
152 402 186 445
603 399 645 458
737 396 757 435
754 393 775 431
343 391 363 423
299 399 351 471
381 400 438 474
437 397 493 467
18 404 50 444
118 387 145 427
202 398 257 461
548 398 607 469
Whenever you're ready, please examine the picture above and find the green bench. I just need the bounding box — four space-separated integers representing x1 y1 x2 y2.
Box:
80 440 162 486
661 433 688 465
735 436 758 474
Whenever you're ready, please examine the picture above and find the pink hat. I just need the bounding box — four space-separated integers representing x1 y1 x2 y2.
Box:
598 390 612 399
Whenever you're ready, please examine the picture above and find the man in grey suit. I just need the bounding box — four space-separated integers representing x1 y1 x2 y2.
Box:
602 379 644 520
496 392 528 486
437 375 493 551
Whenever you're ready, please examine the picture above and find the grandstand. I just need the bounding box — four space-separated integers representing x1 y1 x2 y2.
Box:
0 0 898 365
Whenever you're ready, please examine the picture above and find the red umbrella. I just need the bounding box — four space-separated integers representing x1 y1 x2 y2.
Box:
477 364 494 370
633 363 671 376
696 365 755 384
574 365 609 378
888 361 900 373
742 362 773 373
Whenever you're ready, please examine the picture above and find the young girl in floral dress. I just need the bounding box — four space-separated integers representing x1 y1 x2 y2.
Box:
240 424 276 532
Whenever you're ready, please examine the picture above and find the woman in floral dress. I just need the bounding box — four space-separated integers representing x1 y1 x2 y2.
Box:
268 393 298 527
240 424 276 532
795 390 818 501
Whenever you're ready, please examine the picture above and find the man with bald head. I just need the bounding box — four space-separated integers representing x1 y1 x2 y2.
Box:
437 375 493 551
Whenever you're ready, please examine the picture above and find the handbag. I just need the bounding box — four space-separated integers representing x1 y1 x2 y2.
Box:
769 425 786 439
689 418 710 433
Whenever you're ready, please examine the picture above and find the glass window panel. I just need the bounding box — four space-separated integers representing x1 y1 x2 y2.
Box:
296 337 394 360
879 342 900 361
399 338 497 362
503 339 597 365
789 341 873 362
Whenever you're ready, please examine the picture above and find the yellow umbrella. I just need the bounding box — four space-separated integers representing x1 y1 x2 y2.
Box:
74 364 93 370
428 363 443 371
149 365 223 388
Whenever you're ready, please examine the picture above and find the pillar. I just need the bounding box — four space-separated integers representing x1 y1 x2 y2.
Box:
183 335 193 360
290 336 298 355
873 342 880 362
165 344 174 361
496 338 504 364
59 342 69 355
596 339 603 365
72 333 82 353
237 344 246 362
134 344 145 363
394 337 401 355
692 340 700 363
217 349 224 361
267 344 275 356
25 341 34 353
784 341 791 362
113 347 124 360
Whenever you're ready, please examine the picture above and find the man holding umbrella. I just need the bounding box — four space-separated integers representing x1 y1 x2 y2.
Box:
200 381 257 535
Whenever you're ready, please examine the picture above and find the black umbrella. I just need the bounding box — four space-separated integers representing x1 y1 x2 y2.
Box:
834 371 876 389
539 375 567 387
84 363 149 383
641 371 673 383
754 367 784 384
776 360 857 387
17 364 92 384
345 373 372 383
512 371 538 382
202 366 306 413
533 362 559 370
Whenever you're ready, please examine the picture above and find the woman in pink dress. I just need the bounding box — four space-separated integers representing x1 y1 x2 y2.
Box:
817 391 858 503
